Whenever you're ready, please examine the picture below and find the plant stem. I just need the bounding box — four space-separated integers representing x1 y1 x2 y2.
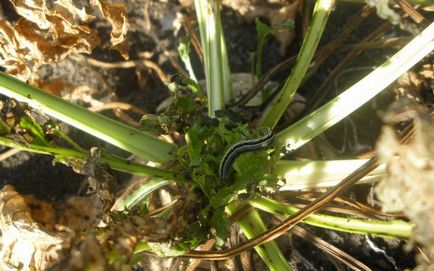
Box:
0 136 175 179
0 71 175 163
194 0 232 117
259 0 335 128
226 202 293 271
113 178 171 211
250 197 413 238
275 22 434 152
53 128 86 152
276 159 385 190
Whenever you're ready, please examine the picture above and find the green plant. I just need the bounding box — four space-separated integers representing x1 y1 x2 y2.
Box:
0 1 433 270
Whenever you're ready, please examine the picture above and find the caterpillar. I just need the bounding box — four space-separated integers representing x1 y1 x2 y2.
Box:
219 127 275 181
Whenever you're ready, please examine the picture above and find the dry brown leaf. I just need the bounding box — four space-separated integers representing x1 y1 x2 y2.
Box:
52 0 95 23
0 185 69 271
0 20 32 79
9 0 52 29
1 0 130 81
10 0 94 31
0 14 98 80
14 18 98 62
0 164 118 270
91 0 129 59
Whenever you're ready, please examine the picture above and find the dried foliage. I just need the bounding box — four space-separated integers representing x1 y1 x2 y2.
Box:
0 172 196 270
0 0 129 80
0 165 118 270
0 185 67 271
375 100 434 271
91 0 129 59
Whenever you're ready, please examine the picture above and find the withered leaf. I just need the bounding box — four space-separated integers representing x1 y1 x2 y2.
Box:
1 0 130 80
0 185 68 271
91 0 129 59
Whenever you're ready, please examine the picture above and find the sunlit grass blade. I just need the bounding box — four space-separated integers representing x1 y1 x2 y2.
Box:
276 159 385 190
0 136 175 179
250 197 413 238
276 22 434 152
0 71 175 163
220 26 233 104
259 0 335 128
226 202 293 271
194 0 232 117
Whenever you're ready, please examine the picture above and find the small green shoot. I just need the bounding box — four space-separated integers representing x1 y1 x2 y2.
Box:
253 18 294 100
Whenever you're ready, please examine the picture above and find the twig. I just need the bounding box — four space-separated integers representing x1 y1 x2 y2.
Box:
396 0 425 23
291 225 372 271
344 37 411 50
88 101 147 115
186 239 216 271
306 22 391 111
70 55 170 84
0 148 21 162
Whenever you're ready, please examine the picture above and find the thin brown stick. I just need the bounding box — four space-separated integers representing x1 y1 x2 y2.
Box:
70 55 169 84
396 0 425 23
186 239 216 271
0 148 21 162
113 108 140 128
333 197 405 218
288 198 404 219
291 225 372 271
344 38 411 50
88 101 147 115
291 203 374 219
145 199 179 217
306 22 391 111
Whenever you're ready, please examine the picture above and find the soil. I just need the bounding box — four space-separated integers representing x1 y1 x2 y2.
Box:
0 1 431 270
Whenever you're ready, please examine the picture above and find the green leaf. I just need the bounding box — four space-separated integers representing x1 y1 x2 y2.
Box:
210 207 230 247
19 116 49 146
140 114 171 134
253 18 295 93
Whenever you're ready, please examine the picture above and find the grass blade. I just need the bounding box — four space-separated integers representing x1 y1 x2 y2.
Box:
0 72 175 163
276 22 434 152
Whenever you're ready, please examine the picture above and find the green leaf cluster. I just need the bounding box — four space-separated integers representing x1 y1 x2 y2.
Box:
140 84 279 247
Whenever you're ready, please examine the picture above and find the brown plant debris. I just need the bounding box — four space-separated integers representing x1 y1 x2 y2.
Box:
0 185 69 271
0 177 197 270
90 0 129 59
0 0 129 80
375 100 434 271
